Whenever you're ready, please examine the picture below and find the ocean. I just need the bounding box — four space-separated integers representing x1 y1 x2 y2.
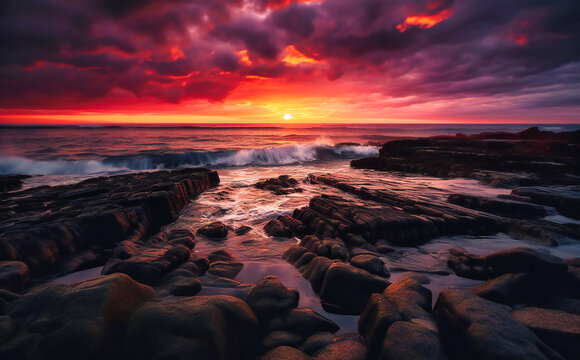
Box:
1 123 579 177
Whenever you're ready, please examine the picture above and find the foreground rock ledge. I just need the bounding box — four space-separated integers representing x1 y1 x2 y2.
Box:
0 168 220 291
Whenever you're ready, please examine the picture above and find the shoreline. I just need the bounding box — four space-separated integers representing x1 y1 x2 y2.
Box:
1 127 579 359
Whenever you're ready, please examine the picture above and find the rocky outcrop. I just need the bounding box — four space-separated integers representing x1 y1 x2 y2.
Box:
448 193 546 219
197 221 229 239
511 186 580 220
351 127 580 187
254 175 302 195
0 168 219 291
0 175 30 193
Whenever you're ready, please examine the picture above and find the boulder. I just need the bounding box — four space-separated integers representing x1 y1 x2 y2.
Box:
197 221 229 239
261 330 303 351
246 276 299 320
380 320 446 360
264 219 291 238
1 274 154 360
207 250 244 279
125 295 259 360
350 254 390 277
0 261 30 292
320 262 390 315
254 175 302 195
313 339 367 360
234 225 253 236
260 346 310 360
435 289 563 360
268 309 339 337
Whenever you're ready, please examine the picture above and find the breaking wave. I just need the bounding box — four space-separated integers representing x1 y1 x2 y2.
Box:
0 143 379 175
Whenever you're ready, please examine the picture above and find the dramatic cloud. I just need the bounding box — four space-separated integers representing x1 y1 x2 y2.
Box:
0 0 579 122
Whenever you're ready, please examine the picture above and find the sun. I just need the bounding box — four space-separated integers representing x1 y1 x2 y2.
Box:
283 113 292 120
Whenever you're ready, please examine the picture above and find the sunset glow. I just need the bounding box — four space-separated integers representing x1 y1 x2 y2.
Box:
0 0 578 124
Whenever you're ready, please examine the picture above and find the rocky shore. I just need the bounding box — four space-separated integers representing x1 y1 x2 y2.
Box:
1 127 579 359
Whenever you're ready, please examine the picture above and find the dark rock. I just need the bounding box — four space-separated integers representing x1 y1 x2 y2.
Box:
512 186 580 220
448 247 567 280
300 235 348 261
0 175 30 192
0 261 30 292
246 276 299 320
234 225 253 236
278 214 306 236
350 128 580 187
0 168 219 287
448 193 547 219
262 330 304 351
125 295 259 360
313 339 367 360
1 274 154 360
261 346 310 360
264 219 291 238
207 250 243 279
167 277 202 296
103 244 191 286
435 289 563 360
358 274 442 359
381 321 446 360
350 254 390 277
300 332 334 355
254 175 302 195
197 221 228 239
320 262 390 315
269 308 339 337
511 307 580 360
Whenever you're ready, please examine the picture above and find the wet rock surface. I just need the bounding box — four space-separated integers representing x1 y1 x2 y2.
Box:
0 175 30 193
254 175 303 195
0 168 219 291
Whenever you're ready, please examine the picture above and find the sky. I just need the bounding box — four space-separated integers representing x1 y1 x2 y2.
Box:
0 0 579 124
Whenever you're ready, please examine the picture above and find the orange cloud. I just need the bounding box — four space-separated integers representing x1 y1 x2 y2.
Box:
282 45 320 65
397 9 453 32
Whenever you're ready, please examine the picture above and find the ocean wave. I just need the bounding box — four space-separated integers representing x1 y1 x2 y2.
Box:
0 143 379 175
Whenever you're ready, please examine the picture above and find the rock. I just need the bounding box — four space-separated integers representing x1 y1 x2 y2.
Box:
262 330 304 351
350 254 390 277
264 219 291 238
358 274 442 359
206 250 244 279
167 277 202 296
103 244 191 286
350 128 580 187
278 214 306 236
254 175 302 195
269 309 339 337
511 307 580 360
1 274 154 360
0 261 30 292
246 276 299 320
125 295 259 360
435 289 563 360
300 332 334 355
320 262 390 315
448 193 547 219
197 221 229 239
512 186 580 220
261 346 310 360
448 247 567 280
0 175 30 192
472 273 554 306
300 235 348 261
313 339 367 360
0 168 219 286
381 321 446 360
234 225 253 235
